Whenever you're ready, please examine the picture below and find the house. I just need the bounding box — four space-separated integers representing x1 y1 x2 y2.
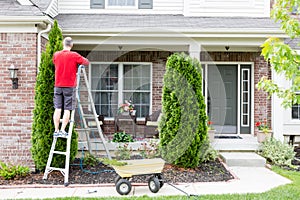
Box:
0 0 298 168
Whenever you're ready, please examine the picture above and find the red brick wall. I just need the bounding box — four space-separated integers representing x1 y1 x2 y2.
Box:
0 33 38 168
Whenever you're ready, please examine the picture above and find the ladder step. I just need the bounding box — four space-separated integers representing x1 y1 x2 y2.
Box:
78 101 92 105
46 167 66 172
52 151 67 155
75 128 100 131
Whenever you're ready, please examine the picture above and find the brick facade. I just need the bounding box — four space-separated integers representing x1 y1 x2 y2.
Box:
0 33 38 168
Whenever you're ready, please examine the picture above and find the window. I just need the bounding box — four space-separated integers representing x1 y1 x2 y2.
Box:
292 94 300 120
91 63 152 118
108 0 135 6
241 69 250 126
90 0 152 9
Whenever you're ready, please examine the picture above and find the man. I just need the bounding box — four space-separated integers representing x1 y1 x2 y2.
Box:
53 37 89 137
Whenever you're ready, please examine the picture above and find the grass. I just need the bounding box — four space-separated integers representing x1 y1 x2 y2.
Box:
41 166 299 200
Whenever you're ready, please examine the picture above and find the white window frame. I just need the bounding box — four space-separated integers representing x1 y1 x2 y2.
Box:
89 62 153 120
241 68 250 127
106 0 138 9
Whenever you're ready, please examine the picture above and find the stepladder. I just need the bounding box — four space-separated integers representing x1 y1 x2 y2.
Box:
43 65 111 186
42 110 75 186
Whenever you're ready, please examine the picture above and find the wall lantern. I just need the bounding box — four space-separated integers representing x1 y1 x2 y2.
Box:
8 64 19 89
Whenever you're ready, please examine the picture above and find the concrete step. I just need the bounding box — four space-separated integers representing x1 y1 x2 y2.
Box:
220 152 266 167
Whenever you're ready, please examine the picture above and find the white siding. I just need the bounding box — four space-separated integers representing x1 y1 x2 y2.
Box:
58 0 183 15
185 0 270 17
46 0 59 18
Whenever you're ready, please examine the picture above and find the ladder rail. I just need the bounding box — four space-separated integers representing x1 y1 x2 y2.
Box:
79 66 111 159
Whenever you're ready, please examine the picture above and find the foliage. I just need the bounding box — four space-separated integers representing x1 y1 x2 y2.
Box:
115 143 132 160
112 131 134 143
0 162 30 180
83 153 100 167
118 100 135 114
199 139 219 163
31 20 78 171
138 140 160 159
257 0 300 108
259 138 296 167
100 158 127 166
159 53 207 168
255 120 270 134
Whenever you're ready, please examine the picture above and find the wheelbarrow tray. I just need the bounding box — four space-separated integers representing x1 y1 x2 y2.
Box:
112 158 165 178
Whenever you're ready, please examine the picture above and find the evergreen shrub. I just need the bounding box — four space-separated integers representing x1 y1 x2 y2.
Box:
159 53 207 168
31 20 78 171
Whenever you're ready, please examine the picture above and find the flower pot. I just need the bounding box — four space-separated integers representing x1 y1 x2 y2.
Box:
257 130 272 143
208 129 216 142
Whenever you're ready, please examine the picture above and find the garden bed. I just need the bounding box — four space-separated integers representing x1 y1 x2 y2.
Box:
0 158 234 186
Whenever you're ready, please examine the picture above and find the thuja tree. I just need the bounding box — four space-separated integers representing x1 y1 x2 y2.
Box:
258 0 300 108
159 53 207 168
31 20 78 171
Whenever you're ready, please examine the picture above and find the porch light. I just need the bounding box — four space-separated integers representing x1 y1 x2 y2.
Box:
8 64 19 89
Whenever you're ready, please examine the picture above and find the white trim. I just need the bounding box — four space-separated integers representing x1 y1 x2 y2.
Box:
241 68 250 127
237 64 241 135
251 63 255 135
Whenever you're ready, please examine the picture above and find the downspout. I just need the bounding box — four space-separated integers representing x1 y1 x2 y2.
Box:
37 24 52 71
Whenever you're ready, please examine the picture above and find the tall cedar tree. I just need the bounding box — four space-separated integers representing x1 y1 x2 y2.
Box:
159 53 207 168
31 21 78 171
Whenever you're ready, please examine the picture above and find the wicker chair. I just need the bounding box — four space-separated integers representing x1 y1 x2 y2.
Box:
144 109 161 138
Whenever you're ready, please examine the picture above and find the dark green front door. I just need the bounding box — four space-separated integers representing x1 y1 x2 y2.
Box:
208 65 237 133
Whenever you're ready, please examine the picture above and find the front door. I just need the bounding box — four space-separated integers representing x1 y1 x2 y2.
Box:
207 64 237 134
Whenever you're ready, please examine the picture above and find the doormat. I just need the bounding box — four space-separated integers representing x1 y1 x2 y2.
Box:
214 135 243 139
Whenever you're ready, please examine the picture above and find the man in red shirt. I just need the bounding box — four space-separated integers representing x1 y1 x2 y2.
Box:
53 37 89 137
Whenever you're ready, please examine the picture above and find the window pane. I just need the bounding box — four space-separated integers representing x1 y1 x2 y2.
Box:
108 0 135 6
92 64 119 117
292 105 300 119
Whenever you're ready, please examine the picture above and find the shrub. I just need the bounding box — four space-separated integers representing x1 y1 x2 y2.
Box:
259 138 296 167
0 162 30 180
83 153 100 167
199 139 219 163
159 53 207 168
115 143 132 160
112 131 134 143
138 140 160 159
31 20 78 171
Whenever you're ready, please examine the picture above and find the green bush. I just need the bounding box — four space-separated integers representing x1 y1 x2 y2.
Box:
0 162 30 180
199 139 219 163
31 20 78 171
83 153 100 167
159 53 207 168
115 143 132 160
112 131 134 143
259 138 296 167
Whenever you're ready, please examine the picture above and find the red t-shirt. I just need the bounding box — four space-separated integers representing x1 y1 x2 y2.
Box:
53 50 89 87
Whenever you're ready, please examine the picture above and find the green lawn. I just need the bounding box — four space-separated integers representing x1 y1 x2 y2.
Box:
44 166 299 200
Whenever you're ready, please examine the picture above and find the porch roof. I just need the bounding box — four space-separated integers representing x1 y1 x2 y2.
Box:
55 14 281 33
0 0 46 16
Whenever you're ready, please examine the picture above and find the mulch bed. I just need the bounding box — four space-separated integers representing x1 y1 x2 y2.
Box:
0 158 234 186
1 146 299 186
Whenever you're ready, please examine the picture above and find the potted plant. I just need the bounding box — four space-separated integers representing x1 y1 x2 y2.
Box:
118 100 135 115
255 120 272 143
207 120 215 142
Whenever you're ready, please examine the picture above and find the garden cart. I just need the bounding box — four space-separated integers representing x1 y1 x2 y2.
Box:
111 158 165 195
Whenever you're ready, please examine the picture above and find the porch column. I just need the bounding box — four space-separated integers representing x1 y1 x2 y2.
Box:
189 42 201 60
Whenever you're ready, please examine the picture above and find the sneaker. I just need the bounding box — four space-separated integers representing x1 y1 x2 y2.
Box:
53 131 61 137
60 130 68 138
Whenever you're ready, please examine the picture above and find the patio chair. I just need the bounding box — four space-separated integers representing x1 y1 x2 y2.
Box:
144 109 161 138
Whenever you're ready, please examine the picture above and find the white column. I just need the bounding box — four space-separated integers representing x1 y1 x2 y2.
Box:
189 42 201 60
